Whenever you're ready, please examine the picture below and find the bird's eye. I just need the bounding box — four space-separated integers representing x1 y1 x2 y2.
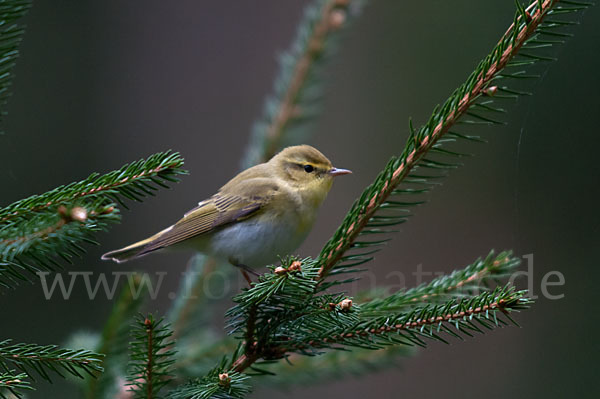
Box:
304 165 314 173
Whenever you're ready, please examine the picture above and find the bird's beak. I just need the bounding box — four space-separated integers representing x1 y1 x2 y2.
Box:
328 167 352 177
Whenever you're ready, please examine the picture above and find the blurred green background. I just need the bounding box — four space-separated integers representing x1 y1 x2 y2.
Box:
1 1 599 398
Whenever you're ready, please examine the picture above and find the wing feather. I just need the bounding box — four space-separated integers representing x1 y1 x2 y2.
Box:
140 179 279 254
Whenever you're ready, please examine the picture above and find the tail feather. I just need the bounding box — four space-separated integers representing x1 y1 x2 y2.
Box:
101 227 170 263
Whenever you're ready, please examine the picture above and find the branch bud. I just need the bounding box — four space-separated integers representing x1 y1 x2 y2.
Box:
218 373 231 386
70 207 88 222
274 266 287 275
101 206 115 215
58 205 88 222
57 205 69 219
288 260 302 272
484 86 498 96
329 10 346 30
339 298 353 311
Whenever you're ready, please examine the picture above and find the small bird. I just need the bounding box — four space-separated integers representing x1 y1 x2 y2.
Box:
101 145 351 275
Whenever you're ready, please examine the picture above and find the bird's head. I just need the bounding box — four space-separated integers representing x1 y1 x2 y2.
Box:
270 145 351 205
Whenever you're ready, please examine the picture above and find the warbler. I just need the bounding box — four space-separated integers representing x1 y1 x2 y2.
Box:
101 145 351 272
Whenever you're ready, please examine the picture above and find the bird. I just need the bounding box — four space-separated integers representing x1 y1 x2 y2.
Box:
101 145 351 277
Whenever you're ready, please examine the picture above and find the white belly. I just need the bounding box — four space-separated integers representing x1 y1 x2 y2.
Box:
192 214 312 268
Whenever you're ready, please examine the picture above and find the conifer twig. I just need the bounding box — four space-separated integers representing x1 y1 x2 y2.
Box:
310 288 530 348
317 0 568 280
367 251 521 312
0 0 30 132
0 151 185 224
127 315 176 399
0 371 32 399
229 282 529 373
0 340 103 382
225 257 528 373
0 152 186 289
145 319 154 398
0 205 107 246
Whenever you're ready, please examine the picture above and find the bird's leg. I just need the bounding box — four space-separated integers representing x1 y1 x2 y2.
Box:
241 270 253 287
230 260 258 287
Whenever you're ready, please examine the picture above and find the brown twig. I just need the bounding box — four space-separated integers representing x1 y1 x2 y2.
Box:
144 318 154 399
0 205 96 246
244 306 258 349
1 215 66 246
307 297 515 348
317 0 555 279
231 352 259 374
229 305 259 374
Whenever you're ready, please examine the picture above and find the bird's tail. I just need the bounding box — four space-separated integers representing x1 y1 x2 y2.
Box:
101 227 170 263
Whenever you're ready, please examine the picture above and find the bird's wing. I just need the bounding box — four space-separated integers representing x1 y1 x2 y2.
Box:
140 178 280 253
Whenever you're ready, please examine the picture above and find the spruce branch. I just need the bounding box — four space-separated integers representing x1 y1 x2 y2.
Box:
0 151 185 224
360 251 521 314
0 371 31 399
0 0 30 132
316 0 590 281
242 0 365 168
0 201 119 270
223 254 529 377
227 252 530 372
0 340 103 383
285 285 531 351
127 314 176 399
0 151 186 289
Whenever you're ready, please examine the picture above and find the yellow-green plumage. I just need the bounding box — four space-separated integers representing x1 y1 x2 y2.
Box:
101 145 351 268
